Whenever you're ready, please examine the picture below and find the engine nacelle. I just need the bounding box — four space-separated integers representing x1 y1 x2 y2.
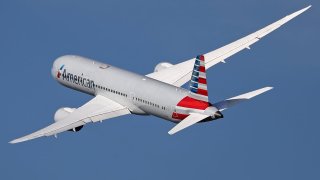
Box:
54 107 83 132
154 62 173 72
54 107 76 122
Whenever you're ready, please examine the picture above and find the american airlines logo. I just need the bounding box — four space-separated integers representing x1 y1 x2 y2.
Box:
57 65 95 89
56 65 64 78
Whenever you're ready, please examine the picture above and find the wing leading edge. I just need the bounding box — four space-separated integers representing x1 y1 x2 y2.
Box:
10 95 130 144
146 6 311 87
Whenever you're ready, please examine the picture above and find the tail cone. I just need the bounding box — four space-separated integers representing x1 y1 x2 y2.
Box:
214 111 224 119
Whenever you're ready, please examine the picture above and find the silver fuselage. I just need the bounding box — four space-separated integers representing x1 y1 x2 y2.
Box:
51 55 198 122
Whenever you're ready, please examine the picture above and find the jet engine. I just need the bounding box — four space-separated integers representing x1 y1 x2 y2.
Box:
154 62 173 72
54 107 83 132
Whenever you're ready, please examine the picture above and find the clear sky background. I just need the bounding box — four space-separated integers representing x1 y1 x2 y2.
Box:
0 0 319 179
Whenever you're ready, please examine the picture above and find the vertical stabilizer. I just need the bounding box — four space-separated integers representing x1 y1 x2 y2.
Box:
189 55 209 102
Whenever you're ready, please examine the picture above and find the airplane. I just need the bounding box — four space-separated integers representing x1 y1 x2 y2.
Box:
10 5 311 144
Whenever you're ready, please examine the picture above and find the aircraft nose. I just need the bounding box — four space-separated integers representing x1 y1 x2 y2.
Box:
51 60 58 79
51 56 65 79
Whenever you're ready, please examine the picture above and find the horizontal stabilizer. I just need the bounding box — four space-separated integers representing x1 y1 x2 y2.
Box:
213 87 273 111
168 113 209 135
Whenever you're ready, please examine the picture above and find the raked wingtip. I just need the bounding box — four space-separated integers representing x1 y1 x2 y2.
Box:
301 5 312 13
9 139 19 144
266 86 274 91
9 136 29 144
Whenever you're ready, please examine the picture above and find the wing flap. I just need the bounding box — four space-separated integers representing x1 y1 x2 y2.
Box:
10 95 130 144
90 108 131 123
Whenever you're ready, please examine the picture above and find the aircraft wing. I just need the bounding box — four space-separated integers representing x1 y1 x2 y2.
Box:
146 6 311 87
10 95 130 144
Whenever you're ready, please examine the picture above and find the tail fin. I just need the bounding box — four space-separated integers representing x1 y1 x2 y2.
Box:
189 55 209 102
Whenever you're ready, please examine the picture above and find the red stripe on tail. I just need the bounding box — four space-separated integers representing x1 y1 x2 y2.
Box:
197 89 208 96
199 66 205 72
177 96 209 110
198 55 205 61
198 77 207 84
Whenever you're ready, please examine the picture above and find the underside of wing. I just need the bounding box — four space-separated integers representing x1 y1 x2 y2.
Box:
168 113 209 135
10 95 130 144
146 6 311 87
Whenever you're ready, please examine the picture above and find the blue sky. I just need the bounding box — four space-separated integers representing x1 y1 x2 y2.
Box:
0 1 319 179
